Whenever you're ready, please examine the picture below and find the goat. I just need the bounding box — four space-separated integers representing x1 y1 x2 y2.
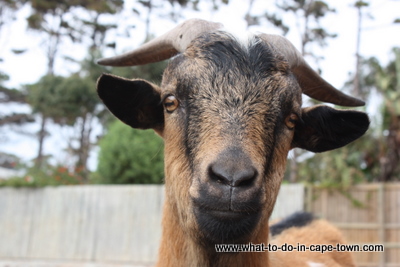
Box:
96 19 369 267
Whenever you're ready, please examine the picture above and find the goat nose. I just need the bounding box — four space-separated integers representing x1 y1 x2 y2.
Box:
208 162 258 187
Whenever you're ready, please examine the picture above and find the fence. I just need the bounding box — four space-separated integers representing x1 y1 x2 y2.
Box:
0 184 304 265
0 184 399 266
0 186 165 264
306 183 400 267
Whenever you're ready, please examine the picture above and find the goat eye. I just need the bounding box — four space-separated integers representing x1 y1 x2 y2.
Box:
285 113 298 130
163 95 179 113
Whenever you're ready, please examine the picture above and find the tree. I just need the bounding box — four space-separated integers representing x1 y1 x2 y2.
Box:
26 71 102 177
263 0 336 65
0 0 32 127
25 0 123 74
25 1 80 166
78 0 123 50
353 1 370 98
0 73 34 127
53 74 99 177
363 48 400 181
96 120 164 184
26 75 65 166
23 0 123 167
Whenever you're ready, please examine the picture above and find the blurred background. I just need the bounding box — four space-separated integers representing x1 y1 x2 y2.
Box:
0 0 399 266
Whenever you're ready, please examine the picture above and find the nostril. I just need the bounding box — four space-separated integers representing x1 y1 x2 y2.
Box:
232 167 257 187
208 164 258 187
208 165 231 186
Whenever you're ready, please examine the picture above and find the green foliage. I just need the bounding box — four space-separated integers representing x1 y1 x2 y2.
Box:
361 48 400 181
84 0 124 14
0 72 9 83
26 75 64 116
81 50 107 81
0 86 26 103
28 0 123 17
354 1 369 8
265 0 336 57
0 164 85 187
55 74 98 124
294 132 378 187
96 120 164 184
25 0 124 74
264 13 289 34
0 0 19 8
0 80 30 126
0 65 27 105
25 73 101 173
26 74 99 124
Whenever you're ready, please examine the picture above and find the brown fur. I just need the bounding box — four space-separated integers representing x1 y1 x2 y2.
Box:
270 220 356 267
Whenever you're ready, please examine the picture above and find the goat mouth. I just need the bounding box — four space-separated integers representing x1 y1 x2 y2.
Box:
206 209 251 220
193 204 261 244
195 204 260 222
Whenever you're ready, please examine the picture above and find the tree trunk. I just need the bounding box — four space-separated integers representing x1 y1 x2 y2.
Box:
76 114 93 181
35 115 47 167
353 4 363 98
380 116 400 181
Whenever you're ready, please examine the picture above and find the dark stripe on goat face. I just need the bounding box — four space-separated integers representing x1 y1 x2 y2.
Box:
262 80 301 179
170 33 299 174
187 32 289 84
162 31 302 182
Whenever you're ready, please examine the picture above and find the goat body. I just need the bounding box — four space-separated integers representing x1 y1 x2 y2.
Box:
96 19 368 267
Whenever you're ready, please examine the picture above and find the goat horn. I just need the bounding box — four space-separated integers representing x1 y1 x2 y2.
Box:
97 19 223 67
258 34 365 107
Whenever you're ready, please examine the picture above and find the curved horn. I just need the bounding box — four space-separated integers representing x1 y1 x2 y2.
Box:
97 19 223 67
258 34 365 107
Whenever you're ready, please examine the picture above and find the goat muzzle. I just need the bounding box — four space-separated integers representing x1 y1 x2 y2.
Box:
191 147 263 243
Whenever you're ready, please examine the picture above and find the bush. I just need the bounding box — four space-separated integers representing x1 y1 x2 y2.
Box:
96 120 164 184
0 165 85 187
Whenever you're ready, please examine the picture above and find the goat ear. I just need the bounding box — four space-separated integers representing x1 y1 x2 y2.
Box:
292 105 369 153
97 73 164 131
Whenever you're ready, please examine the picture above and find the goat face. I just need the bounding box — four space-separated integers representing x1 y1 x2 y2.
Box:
96 20 369 247
162 33 302 245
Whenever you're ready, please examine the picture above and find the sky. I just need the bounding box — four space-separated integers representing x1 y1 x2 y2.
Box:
1 0 399 171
